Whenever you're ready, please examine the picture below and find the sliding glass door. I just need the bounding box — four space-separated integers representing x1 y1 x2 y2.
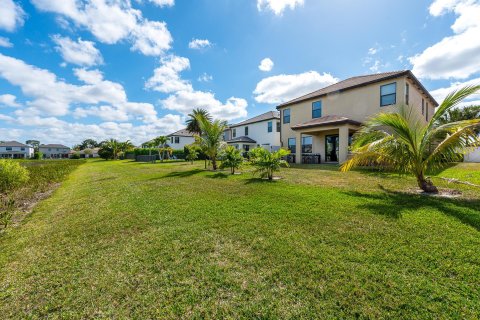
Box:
325 135 339 162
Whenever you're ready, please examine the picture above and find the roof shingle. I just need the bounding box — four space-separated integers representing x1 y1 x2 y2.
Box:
229 111 279 128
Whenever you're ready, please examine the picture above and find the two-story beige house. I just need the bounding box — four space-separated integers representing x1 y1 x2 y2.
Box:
277 70 438 164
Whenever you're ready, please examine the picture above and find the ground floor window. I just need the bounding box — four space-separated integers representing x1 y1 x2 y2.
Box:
302 136 313 153
243 145 250 152
288 138 296 153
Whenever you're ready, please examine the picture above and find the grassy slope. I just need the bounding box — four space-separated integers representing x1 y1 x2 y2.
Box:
0 160 479 319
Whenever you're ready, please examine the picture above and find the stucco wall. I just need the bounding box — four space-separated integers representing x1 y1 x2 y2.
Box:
0 146 34 158
465 148 480 163
230 119 281 148
168 136 195 150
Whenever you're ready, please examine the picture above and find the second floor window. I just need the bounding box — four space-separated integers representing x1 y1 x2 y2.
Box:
267 121 272 132
312 101 322 118
233 128 236 138
283 109 290 124
6 147 12 151
276 121 280 132
380 82 396 106
245 126 249 136
175 137 180 144
288 138 296 153
422 99 425 115
426 103 429 121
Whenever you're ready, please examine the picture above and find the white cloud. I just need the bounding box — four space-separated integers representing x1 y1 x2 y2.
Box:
147 0 174 7
253 71 338 104
0 53 158 123
0 0 25 31
0 94 20 107
429 77 480 103
368 47 378 55
162 90 248 121
257 0 304 15
0 37 13 48
31 0 172 56
188 39 211 50
410 0 480 79
145 55 192 93
52 35 104 66
198 73 213 82
259 58 274 72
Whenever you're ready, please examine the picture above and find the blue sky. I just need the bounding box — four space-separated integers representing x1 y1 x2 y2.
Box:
0 0 479 146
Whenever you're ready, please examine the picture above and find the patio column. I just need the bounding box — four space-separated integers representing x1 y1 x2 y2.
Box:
339 126 349 164
295 131 302 164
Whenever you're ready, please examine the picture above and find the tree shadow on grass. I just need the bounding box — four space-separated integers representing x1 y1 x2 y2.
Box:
153 169 204 179
208 172 229 179
244 177 280 184
342 186 480 231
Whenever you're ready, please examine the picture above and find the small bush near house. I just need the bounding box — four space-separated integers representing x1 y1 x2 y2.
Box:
33 151 43 160
71 152 81 159
0 160 30 194
98 148 114 160
172 149 185 160
185 145 199 164
249 147 290 180
220 146 244 174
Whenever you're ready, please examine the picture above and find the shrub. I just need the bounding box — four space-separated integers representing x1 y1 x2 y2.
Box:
220 146 243 174
185 145 199 164
0 160 30 193
71 152 81 159
172 149 185 160
249 148 290 180
33 151 43 160
98 148 114 160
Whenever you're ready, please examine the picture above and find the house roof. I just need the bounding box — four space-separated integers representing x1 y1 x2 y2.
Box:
40 144 70 149
229 111 279 128
167 128 195 137
0 141 31 148
291 115 362 131
226 136 257 144
277 70 438 108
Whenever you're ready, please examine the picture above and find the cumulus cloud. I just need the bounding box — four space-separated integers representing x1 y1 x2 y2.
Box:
31 0 172 56
410 0 480 79
0 94 20 107
0 53 158 123
162 91 248 121
0 37 13 48
188 39 211 50
259 58 274 72
253 71 338 104
198 73 213 82
0 0 25 31
257 0 304 15
429 77 480 103
52 35 104 66
146 55 247 120
145 55 193 93
147 0 174 7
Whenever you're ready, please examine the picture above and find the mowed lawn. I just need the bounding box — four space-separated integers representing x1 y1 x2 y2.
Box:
1 160 480 319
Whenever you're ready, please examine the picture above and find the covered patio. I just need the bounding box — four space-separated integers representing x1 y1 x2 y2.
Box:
290 115 361 164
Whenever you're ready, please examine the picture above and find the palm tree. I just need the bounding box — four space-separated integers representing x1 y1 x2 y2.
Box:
341 85 480 193
105 139 121 160
220 146 244 174
195 116 227 170
186 108 212 134
153 136 169 162
185 145 199 164
249 148 290 180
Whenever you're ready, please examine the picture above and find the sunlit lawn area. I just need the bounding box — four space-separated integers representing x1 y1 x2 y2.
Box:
0 160 479 318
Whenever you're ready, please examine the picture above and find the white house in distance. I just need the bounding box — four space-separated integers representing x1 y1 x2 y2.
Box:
0 141 34 159
224 111 281 152
39 144 71 159
465 146 480 162
167 129 196 150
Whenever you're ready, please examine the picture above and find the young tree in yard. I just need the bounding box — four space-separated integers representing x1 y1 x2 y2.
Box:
249 148 290 180
185 145 199 164
154 136 169 162
195 116 228 171
341 85 480 193
220 146 244 174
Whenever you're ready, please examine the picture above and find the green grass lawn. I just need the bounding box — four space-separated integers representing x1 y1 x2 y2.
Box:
1 160 479 318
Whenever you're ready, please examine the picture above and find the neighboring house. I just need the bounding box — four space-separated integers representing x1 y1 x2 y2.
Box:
70 148 100 158
167 129 196 150
0 141 34 159
465 147 480 163
277 70 438 164
224 111 281 152
39 144 71 159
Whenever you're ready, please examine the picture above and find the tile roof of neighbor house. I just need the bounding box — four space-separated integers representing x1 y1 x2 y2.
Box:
229 111 280 128
40 144 70 149
168 128 195 137
0 141 31 147
291 115 362 130
226 136 257 144
277 70 439 108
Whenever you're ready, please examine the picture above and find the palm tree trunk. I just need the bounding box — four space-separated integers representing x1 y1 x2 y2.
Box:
212 158 217 171
417 172 438 193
